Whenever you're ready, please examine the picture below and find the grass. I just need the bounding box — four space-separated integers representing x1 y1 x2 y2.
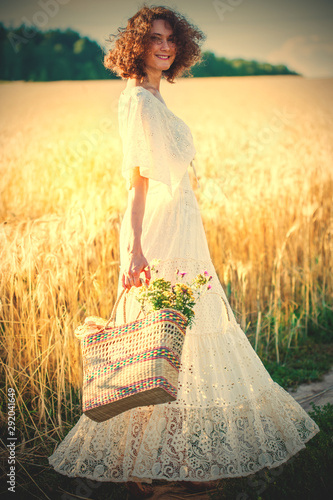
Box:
262 312 333 388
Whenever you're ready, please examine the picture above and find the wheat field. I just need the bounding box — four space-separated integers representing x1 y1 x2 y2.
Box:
0 76 332 436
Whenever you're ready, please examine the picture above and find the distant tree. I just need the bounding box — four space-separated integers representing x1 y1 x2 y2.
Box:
0 23 117 81
0 24 300 81
191 51 300 78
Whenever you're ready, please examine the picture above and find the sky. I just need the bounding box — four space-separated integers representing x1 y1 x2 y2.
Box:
1 0 333 78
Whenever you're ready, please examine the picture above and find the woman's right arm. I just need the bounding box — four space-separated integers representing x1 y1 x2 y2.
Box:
122 167 151 290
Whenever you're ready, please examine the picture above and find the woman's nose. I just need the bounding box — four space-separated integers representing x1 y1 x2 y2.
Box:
160 39 172 49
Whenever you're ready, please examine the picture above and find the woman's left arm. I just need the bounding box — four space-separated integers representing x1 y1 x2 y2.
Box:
122 167 151 289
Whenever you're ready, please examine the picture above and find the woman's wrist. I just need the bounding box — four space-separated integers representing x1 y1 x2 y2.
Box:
126 238 143 255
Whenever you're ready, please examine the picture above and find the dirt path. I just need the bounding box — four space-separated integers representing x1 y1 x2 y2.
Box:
286 366 333 412
146 369 333 500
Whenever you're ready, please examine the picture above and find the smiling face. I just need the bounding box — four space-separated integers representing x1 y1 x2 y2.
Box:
144 19 177 74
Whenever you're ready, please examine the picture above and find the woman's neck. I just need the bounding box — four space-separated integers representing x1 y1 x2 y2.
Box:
144 67 162 90
127 68 162 92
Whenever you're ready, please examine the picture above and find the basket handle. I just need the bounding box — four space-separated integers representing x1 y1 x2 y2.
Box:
104 287 127 330
205 291 233 323
103 278 147 331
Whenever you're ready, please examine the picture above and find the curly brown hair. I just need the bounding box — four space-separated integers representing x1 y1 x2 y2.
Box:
103 4 206 84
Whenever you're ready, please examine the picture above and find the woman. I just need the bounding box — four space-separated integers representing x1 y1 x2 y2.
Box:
48 5 320 498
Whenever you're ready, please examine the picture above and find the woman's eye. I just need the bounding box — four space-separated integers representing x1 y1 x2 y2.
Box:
150 36 176 43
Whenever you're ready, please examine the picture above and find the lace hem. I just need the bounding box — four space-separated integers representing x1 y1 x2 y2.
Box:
48 382 320 482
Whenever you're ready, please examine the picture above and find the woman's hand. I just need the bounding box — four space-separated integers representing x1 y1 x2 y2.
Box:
122 252 151 290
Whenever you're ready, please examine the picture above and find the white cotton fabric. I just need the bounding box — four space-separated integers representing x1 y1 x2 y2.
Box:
48 86 320 483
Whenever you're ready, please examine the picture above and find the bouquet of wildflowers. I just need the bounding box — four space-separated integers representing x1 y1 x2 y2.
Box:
132 259 213 329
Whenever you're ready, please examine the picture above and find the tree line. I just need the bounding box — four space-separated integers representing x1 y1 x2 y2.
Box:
0 23 300 81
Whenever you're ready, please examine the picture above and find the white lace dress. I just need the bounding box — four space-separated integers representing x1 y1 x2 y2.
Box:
48 86 320 482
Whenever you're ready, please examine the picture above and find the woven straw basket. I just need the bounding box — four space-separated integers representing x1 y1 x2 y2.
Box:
75 286 188 422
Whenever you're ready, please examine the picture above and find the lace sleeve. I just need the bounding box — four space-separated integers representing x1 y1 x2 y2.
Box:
120 90 173 192
119 88 196 197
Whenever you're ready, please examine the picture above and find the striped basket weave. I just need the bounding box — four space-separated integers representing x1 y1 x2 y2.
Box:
75 287 188 422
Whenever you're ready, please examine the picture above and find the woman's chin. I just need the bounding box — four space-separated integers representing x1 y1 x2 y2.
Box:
148 56 174 72
154 61 172 69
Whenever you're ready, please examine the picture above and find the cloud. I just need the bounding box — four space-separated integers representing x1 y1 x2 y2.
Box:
267 34 333 77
